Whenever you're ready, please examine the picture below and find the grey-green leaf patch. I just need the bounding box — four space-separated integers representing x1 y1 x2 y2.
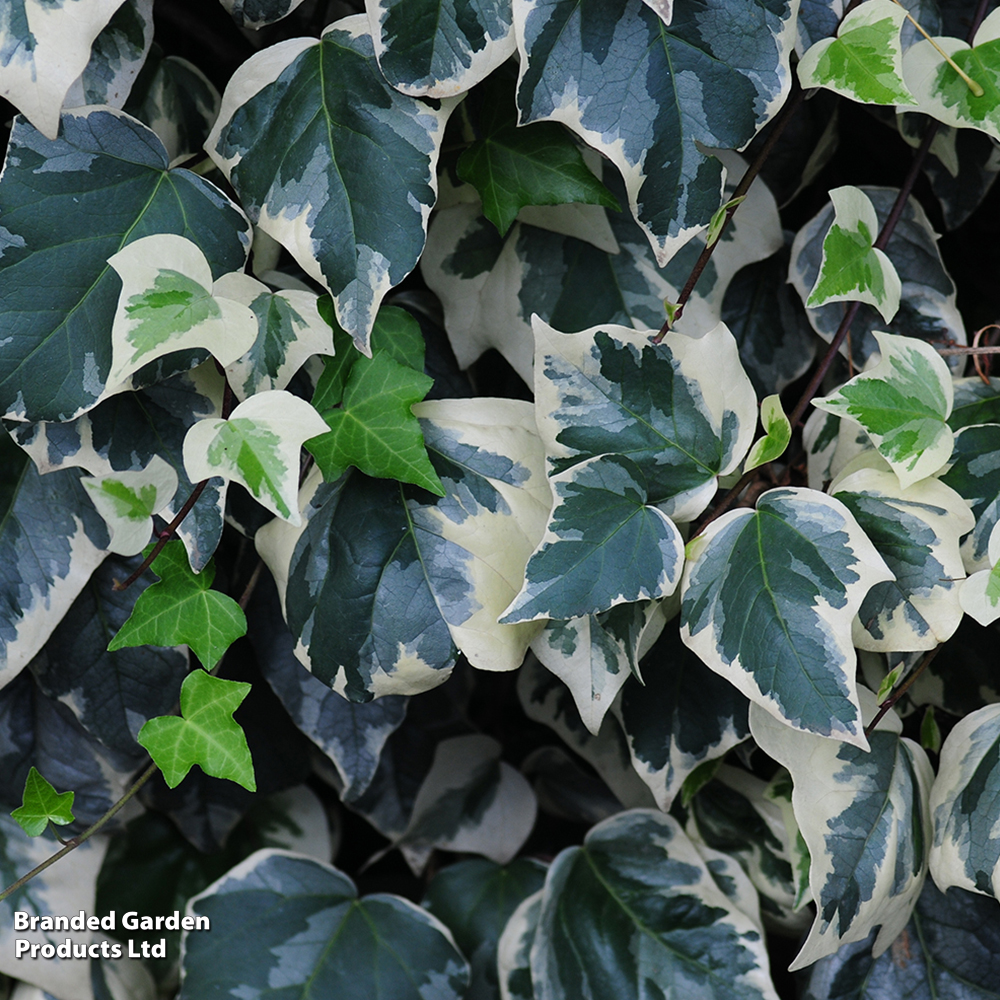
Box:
939 422 1000 572
0 433 110 690
501 454 685 623
681 487 893 746
531 601 665 735
366 0 516 98
206 18 455 354
0 0 125 139
529 810 779 1000
531 318 757 523
512 0 796 264
217 273 334 401
82 455 178 557
745 394 792 473
959 521 1000 625
256 398 550 700
928 702 1000 898
903 9 1000 142
124 49 221 162
219 0 308 28
614 624 750 812
106 234 259 391
750 689 933 970
806 186 902 323
397 734 537 870
815 331 954 489
832 467 973 651
497 889 542 1000
12 766 75 838
184 390 328 525
950 375 1000 430
789 186 965 372
798 0 915 106
0 813 108 1000
0 107 251 423
181 849 470 1000
64 0 154 110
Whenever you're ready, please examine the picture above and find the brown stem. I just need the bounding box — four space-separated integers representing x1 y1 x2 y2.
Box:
238 559 264 611
0 762 158 903
937 344 1000 356
864 646 942 739
652 85 805 342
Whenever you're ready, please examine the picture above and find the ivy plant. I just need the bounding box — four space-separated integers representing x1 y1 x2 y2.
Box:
4 1 1000 999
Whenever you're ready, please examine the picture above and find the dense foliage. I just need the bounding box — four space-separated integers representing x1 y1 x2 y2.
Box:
3 0 1000 998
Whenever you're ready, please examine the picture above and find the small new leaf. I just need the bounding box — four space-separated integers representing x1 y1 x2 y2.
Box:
814 331 954 489
12 767 75 837
308 352 444 495
458 120 619 236
921 705 941 753
806 186 902 322
744 394 791 472
797 0 915 106
706 196 746 247
138 669 255 790
108 541 247 670
184 390 329 524
877 662 904 704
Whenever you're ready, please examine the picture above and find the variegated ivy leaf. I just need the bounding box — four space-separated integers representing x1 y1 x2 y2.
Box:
831 467 973 651
182 850 470 1000
398 735 537 869
497 889 542 1000
750 689 934 971
106 234 259 391
685 765 808 934
531 601 665 735
256 398 550 700
744 394 791 473
903 8 1000 142
950 375 1000 429
124 49 222 163
681 487 893 746
512 0 796 264
0 108 251 423
959 522 1000 625
0 0 125 139
366 0 516 98
529 810 780 1000
789 186 965 372
763 769 812 914
798 0 915 106
928 702 1000 898
184 390 328 526
206 17 454 354
81 455 178 557
0 814 108 1000
219 0 308 28
530 318 757 522
423 154 781 384
216 273 335 401
939 422 1000 572
815 331 954 489
12 363 228 573
501 453 686 622
517 653 658 810
64 0 154 110
805 186 902 323
0 433 109 690
799 881 1000 1000
803 409 882 491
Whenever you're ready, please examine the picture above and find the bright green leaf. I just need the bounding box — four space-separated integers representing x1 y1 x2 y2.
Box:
706 195 746 246
797 0 915 106
920 705 941 752
108 541 247 670
307 351 444 496
138 669 255 790
744 394 792 472
806 186 902 323
814 331 954 489
11 767 75 837
877 663 904 704
184 390 329 524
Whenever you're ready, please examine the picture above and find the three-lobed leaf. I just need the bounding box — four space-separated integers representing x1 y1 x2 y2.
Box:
108 541 247 671
12 767 75 838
